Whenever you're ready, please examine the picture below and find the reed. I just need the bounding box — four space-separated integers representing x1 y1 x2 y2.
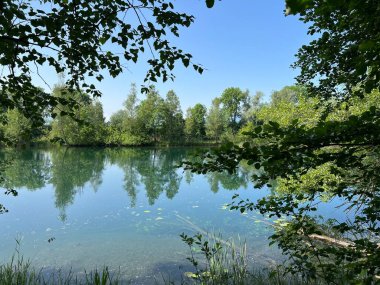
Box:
0 240 121 285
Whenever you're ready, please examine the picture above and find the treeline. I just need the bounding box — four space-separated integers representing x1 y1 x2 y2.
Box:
0 83 320 147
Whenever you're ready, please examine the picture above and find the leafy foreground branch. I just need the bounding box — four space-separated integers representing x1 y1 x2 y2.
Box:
182 0 380 282
1 0 201 127
182 106 380 283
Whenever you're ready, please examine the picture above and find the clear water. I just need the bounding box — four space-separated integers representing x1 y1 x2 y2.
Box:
0 147 281 283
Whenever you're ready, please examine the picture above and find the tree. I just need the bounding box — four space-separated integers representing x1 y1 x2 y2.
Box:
162 90 184 143
219 87 249 134
256 86 320 128
107 110 128 145
50 86 106 145
243 91 264 125
135 86 166 144
107 83 142 145
0 109 33 146
184 1 380 282
237 91 265 140
123 83 139 121
184 103 207 141
270 85 302 106
0 0 202 125
107 86 184 145
206 98 228 141
293 0 380 99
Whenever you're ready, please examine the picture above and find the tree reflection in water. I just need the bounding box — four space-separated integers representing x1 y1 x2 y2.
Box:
0 147 251 219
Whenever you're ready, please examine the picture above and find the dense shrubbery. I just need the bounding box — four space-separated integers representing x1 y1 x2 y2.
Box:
183 0 380 282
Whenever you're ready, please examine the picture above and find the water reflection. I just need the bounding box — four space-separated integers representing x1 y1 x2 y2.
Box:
106 148 185 205
0 147 251 216
49 148 106 219
0 149 51 190
0 147 281 283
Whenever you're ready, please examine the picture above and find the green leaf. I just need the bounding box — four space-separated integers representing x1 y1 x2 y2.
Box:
358 40 375 51
206 0 215 8
285 0 313 15
182 58 189 67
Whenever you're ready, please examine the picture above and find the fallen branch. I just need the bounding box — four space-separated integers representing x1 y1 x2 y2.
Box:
308 234 354 248
306 234 380 280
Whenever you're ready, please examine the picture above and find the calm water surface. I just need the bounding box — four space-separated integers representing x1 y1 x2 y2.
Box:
0 147 284 283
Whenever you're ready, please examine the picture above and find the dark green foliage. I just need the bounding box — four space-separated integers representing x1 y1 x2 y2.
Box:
293 0 380 99
0 0 199 125
205 0 215 8
184 99 380 282
183 1 380 283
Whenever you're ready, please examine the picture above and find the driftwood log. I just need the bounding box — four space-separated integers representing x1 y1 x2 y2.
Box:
308 233 354 248
244 215 380 280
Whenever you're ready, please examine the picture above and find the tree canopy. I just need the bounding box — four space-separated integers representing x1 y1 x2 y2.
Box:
185 103 207 141
293 0 380 99
0 0 202 125
219 87 249 134
184 0 380 282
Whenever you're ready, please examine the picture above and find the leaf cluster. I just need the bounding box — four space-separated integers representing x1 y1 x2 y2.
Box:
0 0 201 125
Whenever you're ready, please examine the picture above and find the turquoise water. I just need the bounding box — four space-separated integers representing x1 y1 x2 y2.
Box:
0 147 280 283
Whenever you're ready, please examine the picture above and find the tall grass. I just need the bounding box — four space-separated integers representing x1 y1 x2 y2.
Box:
178 233 324 285
0 240 121 285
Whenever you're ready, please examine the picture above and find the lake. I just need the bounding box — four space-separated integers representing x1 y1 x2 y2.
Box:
0 147 284 283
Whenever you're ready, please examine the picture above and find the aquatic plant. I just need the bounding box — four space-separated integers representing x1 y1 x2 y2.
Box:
179 232 331 285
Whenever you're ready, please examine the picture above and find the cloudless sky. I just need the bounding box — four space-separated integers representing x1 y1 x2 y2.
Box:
33 1 311 119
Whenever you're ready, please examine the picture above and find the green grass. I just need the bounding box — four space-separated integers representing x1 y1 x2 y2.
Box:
177 232 321 285
0 260 120 285
0 240 121 285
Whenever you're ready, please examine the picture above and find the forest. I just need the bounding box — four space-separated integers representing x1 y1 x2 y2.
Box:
0 83 264 146
5 84 377 148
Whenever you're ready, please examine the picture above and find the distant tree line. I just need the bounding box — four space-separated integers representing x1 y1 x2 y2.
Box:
0 83 310 147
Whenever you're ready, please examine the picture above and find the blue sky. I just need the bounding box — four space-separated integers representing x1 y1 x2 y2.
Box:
33 1 311 119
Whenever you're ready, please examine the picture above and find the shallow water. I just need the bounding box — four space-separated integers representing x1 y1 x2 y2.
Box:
0 147 283 283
